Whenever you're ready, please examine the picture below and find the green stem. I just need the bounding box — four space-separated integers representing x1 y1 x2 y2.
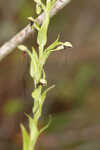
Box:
29 133 39 150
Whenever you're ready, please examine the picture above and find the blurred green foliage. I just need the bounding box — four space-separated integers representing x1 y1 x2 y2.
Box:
3 99 24 116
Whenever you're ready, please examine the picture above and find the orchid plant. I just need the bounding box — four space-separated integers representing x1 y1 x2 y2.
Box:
18 0 72 149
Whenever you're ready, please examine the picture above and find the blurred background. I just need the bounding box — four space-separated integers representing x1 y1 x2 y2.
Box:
0 0 100 149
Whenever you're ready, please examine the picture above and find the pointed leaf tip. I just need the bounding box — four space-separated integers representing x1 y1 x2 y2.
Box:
21 124 30 150
63 42 72 48
40 115 52 134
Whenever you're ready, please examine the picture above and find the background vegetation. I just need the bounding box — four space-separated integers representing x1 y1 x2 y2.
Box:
0 0 100 150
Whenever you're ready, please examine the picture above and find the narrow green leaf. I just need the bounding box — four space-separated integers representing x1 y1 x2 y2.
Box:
29 47 40 82
40 115 52 134
32 86 41 100
41 85 55 103
21 124 30 150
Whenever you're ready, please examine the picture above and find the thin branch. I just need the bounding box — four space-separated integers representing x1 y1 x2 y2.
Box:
0 0 71 61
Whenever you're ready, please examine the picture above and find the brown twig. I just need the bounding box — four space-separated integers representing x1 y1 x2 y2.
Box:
0 0 71 61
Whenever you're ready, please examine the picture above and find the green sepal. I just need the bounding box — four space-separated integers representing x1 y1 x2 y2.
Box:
32 86 42 116
32 86 42 101
30 47 40 84
45 35 60 52
61 41 72 48
51 41 72 51
17 45 32 58
41 35 72 66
